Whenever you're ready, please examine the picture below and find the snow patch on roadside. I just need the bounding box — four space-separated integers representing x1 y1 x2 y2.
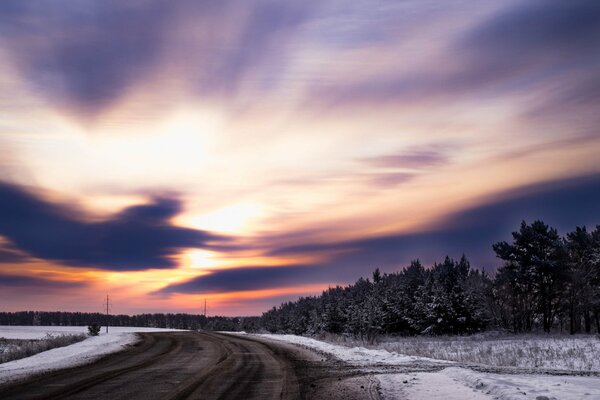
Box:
378 371 491 400
0 326 184 384
250 333 600 400
444 367 600 400
377 368 600 400
255 333 452 366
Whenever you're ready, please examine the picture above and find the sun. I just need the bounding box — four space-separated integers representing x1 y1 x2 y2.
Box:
184 202 264 235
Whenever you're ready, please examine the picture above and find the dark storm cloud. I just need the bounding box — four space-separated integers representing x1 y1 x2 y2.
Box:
0 274 85 289
0 182 226 270
157 265 329 295
0 0 317 115
315 0 600 107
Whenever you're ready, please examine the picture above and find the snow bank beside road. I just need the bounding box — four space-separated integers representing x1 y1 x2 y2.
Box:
252 333 600 400
257 333 452 366
378 370 491 400
0 326 183 384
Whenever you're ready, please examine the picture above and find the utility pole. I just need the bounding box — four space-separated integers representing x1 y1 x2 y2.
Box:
204 299 207 317
103 294 111 334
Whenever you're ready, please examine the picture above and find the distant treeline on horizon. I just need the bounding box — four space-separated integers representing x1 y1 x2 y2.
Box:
0 311 260 332
3 220 600 337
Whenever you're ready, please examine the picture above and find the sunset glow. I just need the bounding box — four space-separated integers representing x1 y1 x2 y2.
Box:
1 0 599 316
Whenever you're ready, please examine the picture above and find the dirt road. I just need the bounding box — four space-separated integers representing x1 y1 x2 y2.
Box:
0 332 378 400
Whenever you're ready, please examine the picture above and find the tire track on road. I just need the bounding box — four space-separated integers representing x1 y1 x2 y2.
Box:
0 334 180 400
47 335 181 400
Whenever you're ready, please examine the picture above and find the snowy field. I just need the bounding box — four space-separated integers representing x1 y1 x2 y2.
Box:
0 326 184 384
251 333 600 400
0 325 184 339
1 333 86 364
355 334 600 372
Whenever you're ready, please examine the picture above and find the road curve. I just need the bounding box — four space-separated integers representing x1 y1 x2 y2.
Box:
0 332 376 400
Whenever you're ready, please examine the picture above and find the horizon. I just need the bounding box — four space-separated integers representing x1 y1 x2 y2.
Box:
1 0 600 316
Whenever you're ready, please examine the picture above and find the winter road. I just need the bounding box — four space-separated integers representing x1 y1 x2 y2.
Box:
0 332 377 400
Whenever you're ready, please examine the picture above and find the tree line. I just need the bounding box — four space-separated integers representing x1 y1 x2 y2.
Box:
261 221 600 337
0 311 260 332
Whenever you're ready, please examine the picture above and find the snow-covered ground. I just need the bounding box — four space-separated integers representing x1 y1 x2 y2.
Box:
369 334 600 372
0 326 184 384
379 368 600 400
258 333 452 366
0 325 182 340
252 333 600 400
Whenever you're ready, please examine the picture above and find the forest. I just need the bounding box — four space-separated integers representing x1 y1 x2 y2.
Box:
262 220 600 337
2 221 599 337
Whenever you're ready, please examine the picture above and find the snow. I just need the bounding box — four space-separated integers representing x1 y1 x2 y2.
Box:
0 325 182 340
373 334 600 372
3 328 599 399
257 333 452 366
444 367 600 400
378 370 491 400
378 369 600 400
0 326 184 384
251 333 600 400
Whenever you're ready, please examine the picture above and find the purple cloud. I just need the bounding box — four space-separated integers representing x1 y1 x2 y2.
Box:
0 182 228 271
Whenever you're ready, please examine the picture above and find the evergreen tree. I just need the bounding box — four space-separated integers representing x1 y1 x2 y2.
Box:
494 221 566 332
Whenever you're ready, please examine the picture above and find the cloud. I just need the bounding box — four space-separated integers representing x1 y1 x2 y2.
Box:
464 0 600 61
157 265 327 295
312 0 600 109
272 173 600 269
185 1 316 97
0 274 85 289
0 182 226 270
0 0 317 116
214 292 323 315
361 150 448 169
364 172 416 187
276 170 416 190
2 0 598 119
0 236 29 264
156 173 600 295
0 1 174 115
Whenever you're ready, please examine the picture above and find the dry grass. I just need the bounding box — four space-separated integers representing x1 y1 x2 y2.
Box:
0 333 86 364
317 332 600 372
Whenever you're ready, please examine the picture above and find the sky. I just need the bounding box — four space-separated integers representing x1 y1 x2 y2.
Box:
0 0 599 316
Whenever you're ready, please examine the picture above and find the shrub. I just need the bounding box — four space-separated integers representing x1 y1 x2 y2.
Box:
88 323 101 336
